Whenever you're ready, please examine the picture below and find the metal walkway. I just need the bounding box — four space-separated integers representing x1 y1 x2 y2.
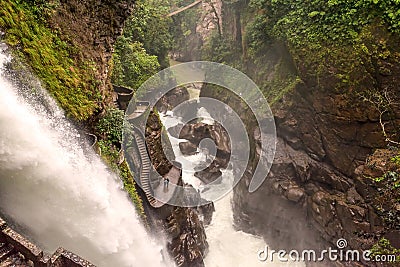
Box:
126 102 181 208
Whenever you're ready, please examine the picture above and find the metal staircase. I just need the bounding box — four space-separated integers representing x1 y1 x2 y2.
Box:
132 130 158 207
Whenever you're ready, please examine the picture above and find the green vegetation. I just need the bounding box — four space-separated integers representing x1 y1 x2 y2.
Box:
373 171 400 190
391 155 400 166
246 0 400 77
123 0 172 68
370 237 400 263
168 0 202 58
95 107 146 219
111 40 160 91
0 0 100 120
119 161 146 221
371 171 400 230
97 139 146 221
96 108 124 144
111 0 175 90
201 32 241 66
248 0 400 47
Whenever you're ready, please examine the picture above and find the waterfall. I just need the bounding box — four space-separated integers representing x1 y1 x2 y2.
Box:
0 48 165 266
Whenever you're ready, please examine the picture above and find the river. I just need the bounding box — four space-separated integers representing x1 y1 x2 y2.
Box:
161 99 304 267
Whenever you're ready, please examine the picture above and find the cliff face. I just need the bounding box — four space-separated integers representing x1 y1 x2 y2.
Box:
141 111 209 267
0 0 135 121
202 1 400 253
49 0 135 115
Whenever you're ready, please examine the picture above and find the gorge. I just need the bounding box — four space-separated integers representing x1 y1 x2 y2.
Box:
0 0 399 266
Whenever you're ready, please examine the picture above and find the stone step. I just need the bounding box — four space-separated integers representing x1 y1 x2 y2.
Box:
0 243 14 262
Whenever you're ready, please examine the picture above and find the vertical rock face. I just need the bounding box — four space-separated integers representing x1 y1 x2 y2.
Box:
170 0 222 61
156 87 190 113
202 0 400 254
142 111 209 267
49 0 135 110
166 207 208 267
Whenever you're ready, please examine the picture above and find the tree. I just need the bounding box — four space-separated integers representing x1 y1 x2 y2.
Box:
123 0 173 68
111 38 160 91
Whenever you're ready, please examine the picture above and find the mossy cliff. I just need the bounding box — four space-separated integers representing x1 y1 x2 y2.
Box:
1 2 210 266
199 0 400 256
0 0 150 233
0 0 134 121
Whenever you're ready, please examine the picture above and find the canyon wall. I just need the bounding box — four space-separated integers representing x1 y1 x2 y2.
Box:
140 111 209 267
49 0 136 114
201 0 400 256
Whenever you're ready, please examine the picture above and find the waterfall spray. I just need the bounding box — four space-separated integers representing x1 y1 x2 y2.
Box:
0 47 165 267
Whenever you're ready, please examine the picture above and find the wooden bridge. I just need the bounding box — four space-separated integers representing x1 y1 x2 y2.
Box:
125 102 181 208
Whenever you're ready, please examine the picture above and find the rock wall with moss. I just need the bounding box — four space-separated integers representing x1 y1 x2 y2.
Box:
0 0 149 236
0 0 134 121
200 0 400 255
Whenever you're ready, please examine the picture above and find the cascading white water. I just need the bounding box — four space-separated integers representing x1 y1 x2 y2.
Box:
161 106 305 267
0 48 166 266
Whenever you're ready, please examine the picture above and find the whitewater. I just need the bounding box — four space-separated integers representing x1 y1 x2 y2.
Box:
0 46 165 266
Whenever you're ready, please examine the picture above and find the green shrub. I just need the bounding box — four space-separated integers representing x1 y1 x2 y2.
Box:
249 0 400 48
391 155 400 166
371 171 400 229
370 237 400 263
111 39 160 91
97 140 120 163
119 161 146 221
123 0 172 68
96 108 124 144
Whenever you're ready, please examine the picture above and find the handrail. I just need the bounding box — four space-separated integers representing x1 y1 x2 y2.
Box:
126 102 182 208
132 129 158 207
